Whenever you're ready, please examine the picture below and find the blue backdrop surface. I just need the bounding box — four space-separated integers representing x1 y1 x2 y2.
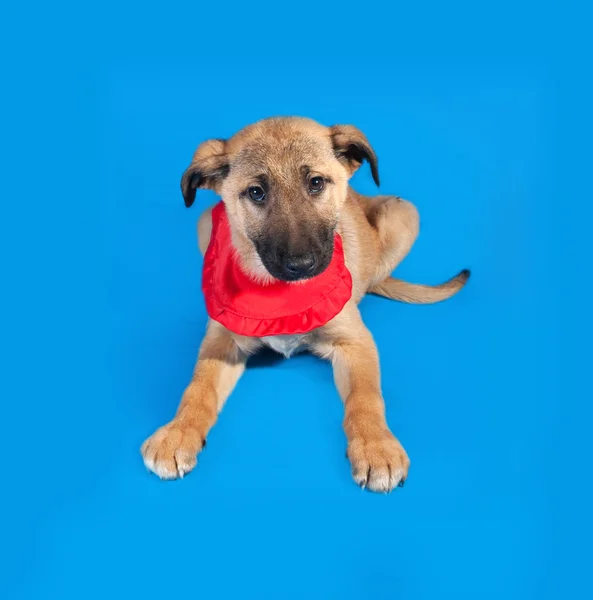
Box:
1 1 586 599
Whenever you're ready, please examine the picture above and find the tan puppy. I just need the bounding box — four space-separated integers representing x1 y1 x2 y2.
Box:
141 117 469 492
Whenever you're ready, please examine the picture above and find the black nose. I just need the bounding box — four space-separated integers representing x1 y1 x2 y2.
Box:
283 254 317 279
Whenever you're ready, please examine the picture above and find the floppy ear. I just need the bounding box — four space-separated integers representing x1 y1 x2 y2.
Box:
180 139 229 207
330 125 380 186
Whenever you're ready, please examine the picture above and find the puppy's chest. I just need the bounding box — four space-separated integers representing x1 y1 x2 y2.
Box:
261 334 311 358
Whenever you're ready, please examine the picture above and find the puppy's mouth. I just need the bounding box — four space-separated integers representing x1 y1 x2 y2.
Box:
253 238 335 283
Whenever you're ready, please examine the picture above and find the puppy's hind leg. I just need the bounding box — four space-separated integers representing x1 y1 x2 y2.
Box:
365 196 420 286
367 196 470 303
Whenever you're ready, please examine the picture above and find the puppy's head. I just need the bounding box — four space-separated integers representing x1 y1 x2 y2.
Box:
181 117 379 282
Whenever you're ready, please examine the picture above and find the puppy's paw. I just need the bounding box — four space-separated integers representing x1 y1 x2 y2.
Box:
347 432 410 493
141 420 205 480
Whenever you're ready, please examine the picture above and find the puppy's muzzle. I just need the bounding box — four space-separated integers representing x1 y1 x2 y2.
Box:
254 232 334 282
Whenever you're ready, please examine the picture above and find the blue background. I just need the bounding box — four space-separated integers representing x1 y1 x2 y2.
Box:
2 1 589 599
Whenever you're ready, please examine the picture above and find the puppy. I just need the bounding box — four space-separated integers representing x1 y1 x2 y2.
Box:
141 117 469 492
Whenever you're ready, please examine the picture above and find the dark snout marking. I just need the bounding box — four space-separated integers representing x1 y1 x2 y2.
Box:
253 225 335 282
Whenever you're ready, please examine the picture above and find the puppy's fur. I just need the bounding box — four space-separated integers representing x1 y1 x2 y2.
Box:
141 117 469 492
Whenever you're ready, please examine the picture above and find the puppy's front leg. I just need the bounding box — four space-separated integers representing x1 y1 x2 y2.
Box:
141 321 248 480
316 309 410 492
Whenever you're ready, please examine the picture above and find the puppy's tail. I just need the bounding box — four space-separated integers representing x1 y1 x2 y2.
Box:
369 269 470 304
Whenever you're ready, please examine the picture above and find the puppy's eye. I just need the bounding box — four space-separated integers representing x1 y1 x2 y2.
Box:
248 186 266 203
308 176 325 194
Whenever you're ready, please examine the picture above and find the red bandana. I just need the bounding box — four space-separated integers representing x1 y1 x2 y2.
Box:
202 202 353 337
